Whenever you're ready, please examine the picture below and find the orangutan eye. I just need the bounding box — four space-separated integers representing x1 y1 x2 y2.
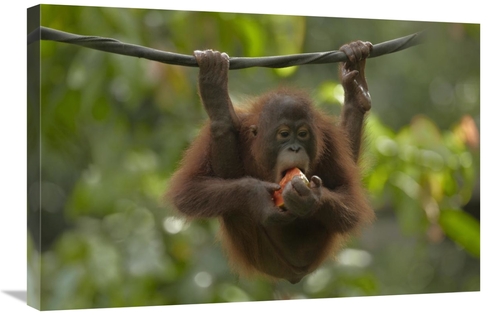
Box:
297 128 309 139
277 128 291 140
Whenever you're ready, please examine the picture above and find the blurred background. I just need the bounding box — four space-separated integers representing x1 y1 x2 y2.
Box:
27 5 480 310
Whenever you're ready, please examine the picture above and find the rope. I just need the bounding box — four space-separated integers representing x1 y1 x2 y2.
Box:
28 26 424 69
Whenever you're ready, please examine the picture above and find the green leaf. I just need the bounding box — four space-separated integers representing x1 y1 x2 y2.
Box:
439 209 480 257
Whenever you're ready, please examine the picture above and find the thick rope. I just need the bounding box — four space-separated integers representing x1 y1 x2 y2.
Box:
28 26 424 69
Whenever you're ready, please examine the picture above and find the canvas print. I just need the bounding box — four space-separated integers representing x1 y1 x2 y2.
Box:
27 4 480 311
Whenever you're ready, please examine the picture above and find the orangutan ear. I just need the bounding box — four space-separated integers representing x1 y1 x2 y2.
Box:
249 125 257 137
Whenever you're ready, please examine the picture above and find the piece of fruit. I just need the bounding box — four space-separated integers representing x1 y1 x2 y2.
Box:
273 168 309 208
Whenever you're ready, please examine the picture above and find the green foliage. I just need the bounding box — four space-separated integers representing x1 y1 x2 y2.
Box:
439 209 480 257
28 5 480 310
364 115 479 257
